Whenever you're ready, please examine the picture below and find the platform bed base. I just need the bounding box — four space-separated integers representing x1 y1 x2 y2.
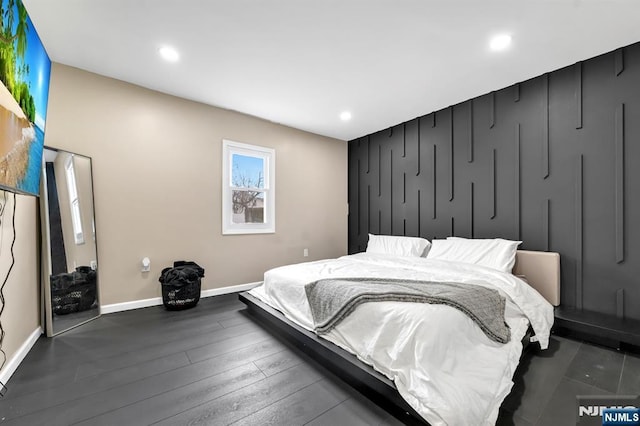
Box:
239 291 533 425
238 291 428 425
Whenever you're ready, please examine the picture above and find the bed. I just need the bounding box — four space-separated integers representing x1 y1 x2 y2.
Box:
240 237 560 425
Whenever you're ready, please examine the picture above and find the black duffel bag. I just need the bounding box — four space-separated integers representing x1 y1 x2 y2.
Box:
159 261 205 310
50 267 98 315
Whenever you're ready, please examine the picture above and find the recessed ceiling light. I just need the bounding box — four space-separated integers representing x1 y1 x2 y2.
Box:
340 111 352 121
489 34 512 51
159 46 179 62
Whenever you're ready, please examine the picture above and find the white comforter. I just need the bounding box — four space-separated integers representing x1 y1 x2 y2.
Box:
249 253 554 426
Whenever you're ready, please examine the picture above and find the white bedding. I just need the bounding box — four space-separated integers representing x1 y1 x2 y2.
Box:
249 253 554 426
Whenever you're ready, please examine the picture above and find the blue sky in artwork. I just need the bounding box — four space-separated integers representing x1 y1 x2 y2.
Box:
232 154 264 188
24 14 51 130
9 0 51 130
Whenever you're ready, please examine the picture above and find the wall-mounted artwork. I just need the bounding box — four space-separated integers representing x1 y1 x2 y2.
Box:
0 0 51 196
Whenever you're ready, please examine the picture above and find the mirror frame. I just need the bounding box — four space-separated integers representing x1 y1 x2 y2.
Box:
40 146 100 336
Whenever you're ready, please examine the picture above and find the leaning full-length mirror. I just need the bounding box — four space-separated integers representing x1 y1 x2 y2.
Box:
40 147 99 336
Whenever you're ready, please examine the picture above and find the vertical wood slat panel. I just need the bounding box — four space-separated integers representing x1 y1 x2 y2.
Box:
417 190 421 237
490 149 496 219
575 63 583 129
367 185 371 235
576 155 583 310
390 150 393 233
489 92 495 128
357 159 361 237
542 74 550 179
468 101 474 163
378 145 381 196
449 107 454 201
403 173 406 204
432 144 437 219
515 124 521 240
402 123 406 158
349 165 356 237
615 49 624 76
615 104 625 263
417 118 421 176
431 112 436 128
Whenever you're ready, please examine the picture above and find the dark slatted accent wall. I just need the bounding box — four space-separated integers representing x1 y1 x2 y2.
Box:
347 42 640 320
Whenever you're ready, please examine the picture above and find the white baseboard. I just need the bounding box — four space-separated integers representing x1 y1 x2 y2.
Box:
100 281 262 315
0 326 42 386
100 297 163 314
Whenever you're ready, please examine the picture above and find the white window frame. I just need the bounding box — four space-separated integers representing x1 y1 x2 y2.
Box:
65 156 84 245
222 139 275 234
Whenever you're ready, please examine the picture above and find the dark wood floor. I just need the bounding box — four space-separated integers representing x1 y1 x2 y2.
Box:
0 293 638 425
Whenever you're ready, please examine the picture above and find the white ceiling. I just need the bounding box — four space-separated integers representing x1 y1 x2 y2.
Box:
23 0 640 141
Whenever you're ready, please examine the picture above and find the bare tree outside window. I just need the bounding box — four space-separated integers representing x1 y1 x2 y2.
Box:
231 155 265 224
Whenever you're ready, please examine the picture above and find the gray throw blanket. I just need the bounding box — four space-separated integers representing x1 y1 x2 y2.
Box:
305 278 511 344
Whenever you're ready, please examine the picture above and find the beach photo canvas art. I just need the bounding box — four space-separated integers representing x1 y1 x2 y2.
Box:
0 0 50 196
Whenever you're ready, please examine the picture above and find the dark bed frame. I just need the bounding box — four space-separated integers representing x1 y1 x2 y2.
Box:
240 291 431 424
239 291 534 425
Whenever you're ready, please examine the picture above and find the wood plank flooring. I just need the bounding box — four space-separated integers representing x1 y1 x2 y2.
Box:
0 293 638 425
0 294 400 425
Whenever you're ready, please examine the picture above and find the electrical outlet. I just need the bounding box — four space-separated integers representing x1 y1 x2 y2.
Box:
303 248 309 257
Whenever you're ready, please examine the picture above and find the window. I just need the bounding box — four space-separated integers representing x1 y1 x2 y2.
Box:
222 140 275 234
65 156 84 245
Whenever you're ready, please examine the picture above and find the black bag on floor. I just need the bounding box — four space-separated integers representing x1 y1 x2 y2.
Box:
50 267 98 315
159 261 205 310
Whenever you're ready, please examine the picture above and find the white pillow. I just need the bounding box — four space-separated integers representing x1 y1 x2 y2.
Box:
426 237 522 273
366 234 431 258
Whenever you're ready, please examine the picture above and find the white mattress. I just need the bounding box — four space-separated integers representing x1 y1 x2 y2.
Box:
249 253 554 426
